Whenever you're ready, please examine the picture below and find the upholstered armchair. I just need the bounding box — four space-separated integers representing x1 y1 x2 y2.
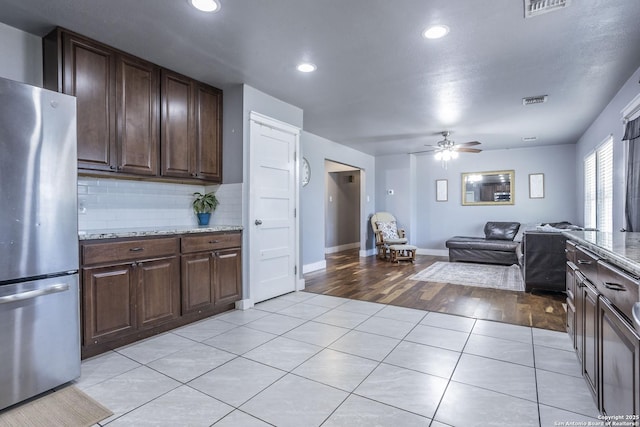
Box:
371 212 408 259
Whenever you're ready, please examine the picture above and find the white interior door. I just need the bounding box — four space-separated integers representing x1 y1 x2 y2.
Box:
249 112 299 303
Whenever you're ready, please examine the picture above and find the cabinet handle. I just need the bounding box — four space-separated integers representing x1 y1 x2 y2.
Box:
131 262 137 267
603 282 626 292
217 253 236 259
209 240 219 244
117 166 123 171
109 165 116 170
191 173 197 177
577 260 592 265
129 247 144 252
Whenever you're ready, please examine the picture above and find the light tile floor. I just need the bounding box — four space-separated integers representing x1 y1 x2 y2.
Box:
78 292 600 427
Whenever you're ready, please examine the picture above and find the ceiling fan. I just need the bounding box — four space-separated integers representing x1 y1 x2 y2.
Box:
410 131 482 158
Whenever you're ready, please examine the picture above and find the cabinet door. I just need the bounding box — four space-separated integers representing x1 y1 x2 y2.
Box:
566 262 578 349
161 70 195 179
137 257 180 328
582 278 599 403
82 264 136 345
194 83 222 182
116 54 159 176
599 297 640 416
62 32 117 171
181 252 215 314
214 248 242 306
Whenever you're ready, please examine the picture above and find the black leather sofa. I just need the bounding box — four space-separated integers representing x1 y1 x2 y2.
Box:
446 222 521 265
446 221 576 293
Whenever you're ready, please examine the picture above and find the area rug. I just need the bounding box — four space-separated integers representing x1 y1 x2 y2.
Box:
0 385 112 427
410 261 525 291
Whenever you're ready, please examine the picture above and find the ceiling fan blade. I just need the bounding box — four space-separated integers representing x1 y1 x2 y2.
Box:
457 141 481 147
409 149 437 155
454 147 482 153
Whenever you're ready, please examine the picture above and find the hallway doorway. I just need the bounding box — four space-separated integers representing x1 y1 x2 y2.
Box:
325 160 361 254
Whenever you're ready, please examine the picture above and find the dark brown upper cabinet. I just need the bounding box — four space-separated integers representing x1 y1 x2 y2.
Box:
44 28 221 183
161 70 222 182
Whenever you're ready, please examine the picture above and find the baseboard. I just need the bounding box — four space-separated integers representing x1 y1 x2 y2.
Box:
303 260 326 274
417 248 449 257
325 242 360 254
235 299 254 310
360 248 376 257
297 277 306 290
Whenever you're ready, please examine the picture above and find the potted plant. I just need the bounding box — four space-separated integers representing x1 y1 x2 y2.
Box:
192 191 219 226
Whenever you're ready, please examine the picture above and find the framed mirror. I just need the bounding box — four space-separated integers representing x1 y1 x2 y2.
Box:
461 170 515 206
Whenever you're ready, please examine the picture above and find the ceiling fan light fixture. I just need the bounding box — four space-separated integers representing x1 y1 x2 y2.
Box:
423 25 449 39
190 0 220 12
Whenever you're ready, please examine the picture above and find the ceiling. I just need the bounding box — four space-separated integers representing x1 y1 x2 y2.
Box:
2 0 640 156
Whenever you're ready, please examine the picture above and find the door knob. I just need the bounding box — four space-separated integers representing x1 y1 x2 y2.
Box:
255 219 263 225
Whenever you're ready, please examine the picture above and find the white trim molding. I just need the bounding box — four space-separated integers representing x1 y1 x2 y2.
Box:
621 92 640 123
360 248 376 257
303 260 327 274
417 248 449 257
325 242 360 254
235 299 254 310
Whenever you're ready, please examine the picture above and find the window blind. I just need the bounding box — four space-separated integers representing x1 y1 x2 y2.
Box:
584 153 596 229
596 137 613 232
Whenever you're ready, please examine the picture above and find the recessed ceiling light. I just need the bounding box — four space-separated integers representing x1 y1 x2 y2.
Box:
423 25 450 39
190 0 220 13
297 63 317 73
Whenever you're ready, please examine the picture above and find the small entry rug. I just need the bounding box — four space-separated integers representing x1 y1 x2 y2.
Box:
410 261 525 292
0 385 112 427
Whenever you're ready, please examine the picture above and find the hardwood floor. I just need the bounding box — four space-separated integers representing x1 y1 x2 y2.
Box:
303 249 567 332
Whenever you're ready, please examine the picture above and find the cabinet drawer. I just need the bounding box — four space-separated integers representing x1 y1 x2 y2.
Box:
576 245 599 284
181 232 241 253
82 237 179 265
597 260 640 324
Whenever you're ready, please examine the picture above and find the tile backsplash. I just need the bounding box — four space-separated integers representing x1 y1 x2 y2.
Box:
78 178 243 231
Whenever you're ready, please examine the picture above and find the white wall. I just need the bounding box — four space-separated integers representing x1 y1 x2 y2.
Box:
301 131 376 271
0 22 42 86
575 65 640 232
374 144 578 253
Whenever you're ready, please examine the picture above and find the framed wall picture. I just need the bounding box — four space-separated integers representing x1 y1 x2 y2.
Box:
529 173 544 198
436 179 448 202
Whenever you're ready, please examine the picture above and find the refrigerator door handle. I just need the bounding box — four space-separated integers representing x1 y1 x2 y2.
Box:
0 283 70 304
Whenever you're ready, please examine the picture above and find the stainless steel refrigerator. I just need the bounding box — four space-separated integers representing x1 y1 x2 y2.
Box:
0 77 80 410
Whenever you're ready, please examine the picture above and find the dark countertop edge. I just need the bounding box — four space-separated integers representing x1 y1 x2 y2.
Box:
563 231 640 278
79 225 243 241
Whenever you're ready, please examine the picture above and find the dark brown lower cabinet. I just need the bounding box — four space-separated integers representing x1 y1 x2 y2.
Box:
82 264 136 345
82 256 179 347
137 257 180 328
599 297 640 416
582 278 599 401
181 234 242 314
81 232 241 358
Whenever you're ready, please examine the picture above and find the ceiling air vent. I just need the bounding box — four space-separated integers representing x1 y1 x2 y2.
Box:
522 136 538 142
524 0 570 18
523 95 548 106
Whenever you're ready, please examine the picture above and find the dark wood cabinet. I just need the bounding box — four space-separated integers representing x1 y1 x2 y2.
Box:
82 264 136 345
181 232 242 314
50 31 117 171
181 252 215 314
599 297 640 416
116 54 159 176
214 248 242 305
80 237 180 356
566 259 578 350
567 238 640 415
137 257 180 328
161 70 222 182
582 277 599 400
80 231 241 358
44 28 222 183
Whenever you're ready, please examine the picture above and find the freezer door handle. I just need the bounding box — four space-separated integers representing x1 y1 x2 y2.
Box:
0 283 69 304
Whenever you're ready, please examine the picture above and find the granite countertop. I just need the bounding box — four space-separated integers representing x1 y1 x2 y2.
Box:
79 225 243 241
563 230 640 277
